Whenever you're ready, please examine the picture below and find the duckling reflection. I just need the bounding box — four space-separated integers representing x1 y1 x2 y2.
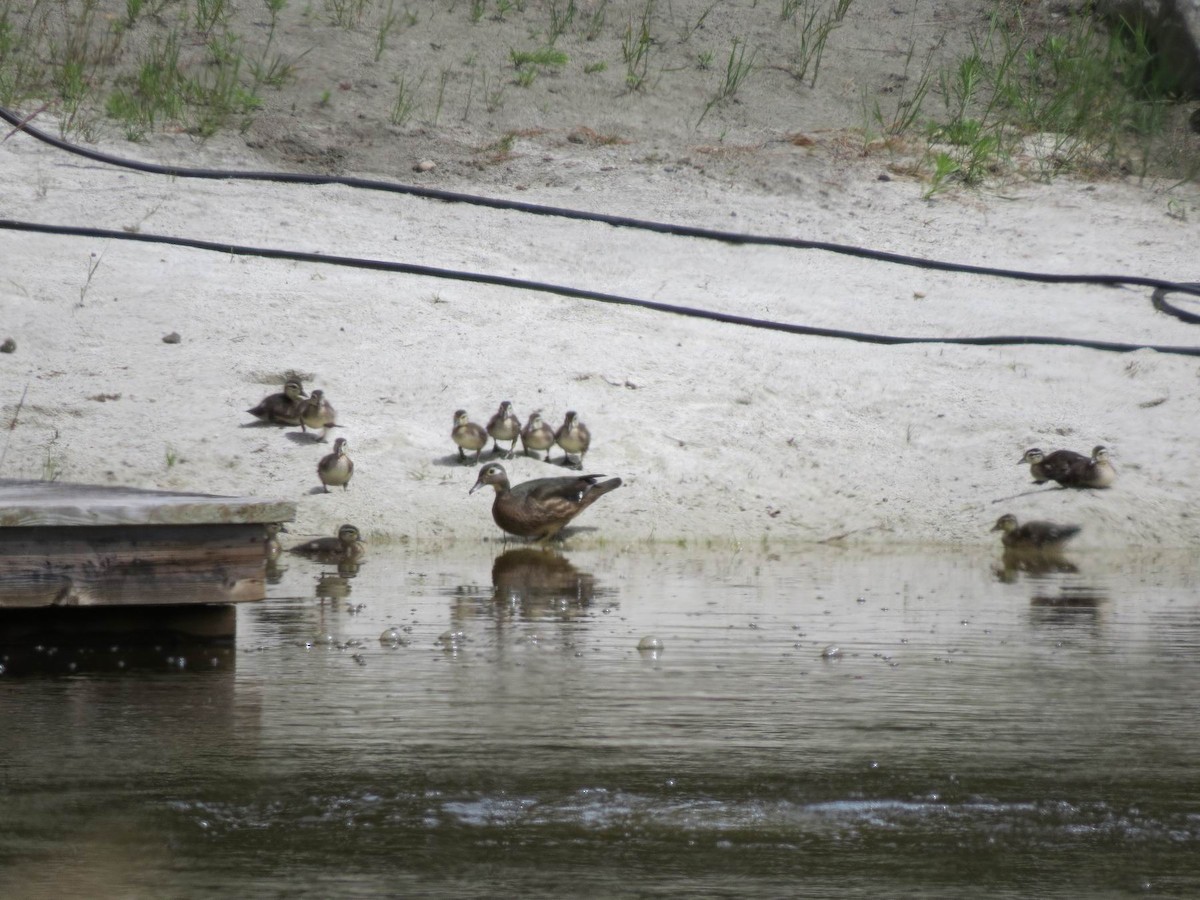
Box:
490 548 599 618
264 523 287 584
1029 586 1108 628
993 547 1079 583
315 571 353 603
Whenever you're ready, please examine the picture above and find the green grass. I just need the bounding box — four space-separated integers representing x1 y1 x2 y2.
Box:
920 6 1189 186
0 0 1191 188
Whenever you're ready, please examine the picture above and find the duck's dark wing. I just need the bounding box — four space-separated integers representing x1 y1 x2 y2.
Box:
1040 450 1089 482
1020 521 1081 546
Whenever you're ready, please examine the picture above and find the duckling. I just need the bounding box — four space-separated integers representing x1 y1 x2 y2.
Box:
520 410 556 462
1069 445 1117 489
1018 445 1115 488
1018 447 1089 485
290 523 365 562
317 437 354 492
469 462 621 542
298 389 338 441
991 513 1080 550
555 410 591 469
247 380 307 426
452 409 488 464
486 401 522 459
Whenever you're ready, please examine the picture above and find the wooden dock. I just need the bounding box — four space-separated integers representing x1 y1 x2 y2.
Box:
0 480 294 633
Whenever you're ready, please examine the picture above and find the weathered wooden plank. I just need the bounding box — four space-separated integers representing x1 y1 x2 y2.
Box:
0 479 295 528
0 524 270 608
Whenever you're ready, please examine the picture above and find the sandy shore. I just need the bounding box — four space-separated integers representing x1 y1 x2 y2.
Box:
2 118 1198 550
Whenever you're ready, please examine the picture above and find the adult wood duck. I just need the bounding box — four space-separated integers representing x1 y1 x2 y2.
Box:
452 409 488 464
298 389 338 441
247 379 307 425
290 523 365 562
469 462 621 541
1019 445 1115 488
991 513 1080 550
554 410 591 468
520 410 556 462
486 401 522 458
317 437 354 492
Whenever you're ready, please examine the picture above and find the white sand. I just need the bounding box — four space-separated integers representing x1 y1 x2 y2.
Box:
2 123 1198 549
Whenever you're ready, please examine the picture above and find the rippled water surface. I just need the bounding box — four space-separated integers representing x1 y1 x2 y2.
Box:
2 543 1199 898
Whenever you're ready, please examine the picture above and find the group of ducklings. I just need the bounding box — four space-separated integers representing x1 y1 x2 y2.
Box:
453 402 622 542
993 444 1116 551
452 402 591 468
247 378 352 493
248 379 361 564
250 382 622 563
255 380 1119 559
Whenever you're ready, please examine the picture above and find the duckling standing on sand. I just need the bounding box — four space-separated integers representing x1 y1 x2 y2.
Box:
1069 445 1117 489
469 462 621 542
486 401 522 459
247 379 307 426
1019 445 1115 488
298 389 338 441
1018 447 1088 485
452 409 488 464
520 410 556 462
317 437 354 492
991 513 1081 551
555 410 590 469
290 523 365 562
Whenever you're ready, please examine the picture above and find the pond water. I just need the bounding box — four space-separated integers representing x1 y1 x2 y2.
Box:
1 543 1199 898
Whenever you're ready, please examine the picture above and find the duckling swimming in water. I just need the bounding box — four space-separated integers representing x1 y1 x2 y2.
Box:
991 513 1081 550
290 523 365 562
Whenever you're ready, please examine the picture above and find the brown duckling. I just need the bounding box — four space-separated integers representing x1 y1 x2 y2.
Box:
469 462 621 542
486 401 522 459
991 513 1080 550
298 389 338 441
317 437 354 492
1018 447 1088 485
555 410 591 469
452 409 488 464
520 410 556 462
1069 445 1117 489
290 523 365 562
1019 445 1115 488
247 379 307 426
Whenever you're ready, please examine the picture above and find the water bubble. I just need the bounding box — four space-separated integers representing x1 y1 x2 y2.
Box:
637 636 663 652
821 644 842 660
379 627 404 644
437 631 467 651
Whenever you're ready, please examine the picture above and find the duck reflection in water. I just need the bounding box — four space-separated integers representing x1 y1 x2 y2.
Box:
264 523 287 584
489 548 604 620
993 547 1080 583
1029 586 1108 628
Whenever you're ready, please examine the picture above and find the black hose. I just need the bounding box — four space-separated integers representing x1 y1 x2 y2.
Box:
2 103 1198 353
4 218 1199 357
